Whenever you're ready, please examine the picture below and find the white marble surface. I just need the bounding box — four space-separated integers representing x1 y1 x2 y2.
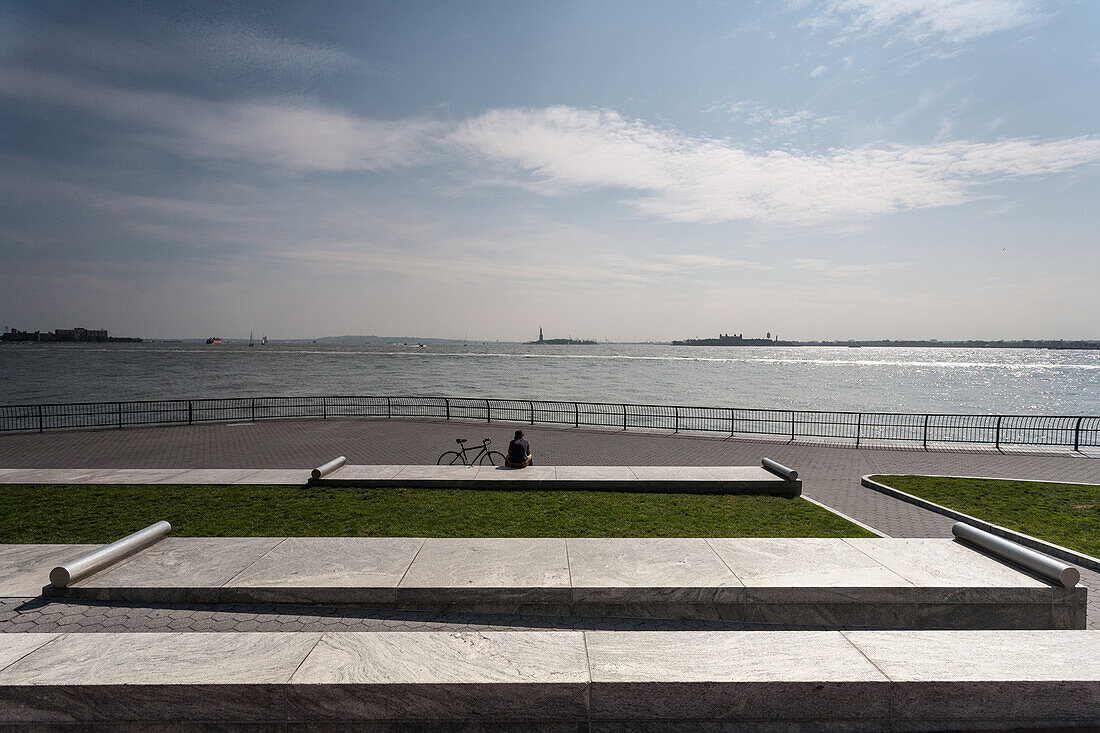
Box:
624 467 721 481
845 630 1100 681
707 537 913 587
567 538 741 588
0 544 100 596
703 466 786 482
473 465 558 480
843 538 1049 588
153 469 262 484
0 632 320 685
225 537 424 588
586 630 887 682
231 469 310 484
400 538 570 588
395 465 479 479
1 630 1098 727
325 465 403 480
81 537 285 588
292 631 589 684
553 466 637 481
0 633 58 671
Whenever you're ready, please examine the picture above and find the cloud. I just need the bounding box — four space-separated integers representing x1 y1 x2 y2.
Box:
804 0 1043 44
704 100 840 135
4 65 1098 225
450 106 1100 225
810 64 828 77
0 68 440 172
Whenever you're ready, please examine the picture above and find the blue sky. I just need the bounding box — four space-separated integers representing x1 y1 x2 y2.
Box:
1 0 1097 340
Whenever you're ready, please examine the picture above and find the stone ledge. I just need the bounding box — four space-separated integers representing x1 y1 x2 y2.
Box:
313 464 802 496
0 630 1097 729
32 538 1085 629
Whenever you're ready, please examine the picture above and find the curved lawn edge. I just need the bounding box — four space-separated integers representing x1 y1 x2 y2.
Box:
863 474 1100 572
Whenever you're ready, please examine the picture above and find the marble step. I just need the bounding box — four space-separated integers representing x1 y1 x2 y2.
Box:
1 630 1098 729
35 537 1085 629
313 464 802 495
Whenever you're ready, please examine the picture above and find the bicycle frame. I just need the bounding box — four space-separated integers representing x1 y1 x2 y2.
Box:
456 439 492 465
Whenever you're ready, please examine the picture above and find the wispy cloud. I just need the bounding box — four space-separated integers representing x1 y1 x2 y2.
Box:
0 68 440 172
802 0 1043 45
703 100 840 135
451 107 1100 225
810 64 828 77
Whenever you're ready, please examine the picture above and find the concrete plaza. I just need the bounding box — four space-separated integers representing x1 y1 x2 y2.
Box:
2 418 1100 728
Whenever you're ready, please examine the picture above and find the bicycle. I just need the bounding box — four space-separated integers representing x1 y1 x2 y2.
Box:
437 437 507 466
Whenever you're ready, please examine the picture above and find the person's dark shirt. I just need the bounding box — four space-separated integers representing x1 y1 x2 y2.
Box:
508 438 530 463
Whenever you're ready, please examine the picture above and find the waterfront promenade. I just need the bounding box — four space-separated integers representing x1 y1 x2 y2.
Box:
1 416 1098 630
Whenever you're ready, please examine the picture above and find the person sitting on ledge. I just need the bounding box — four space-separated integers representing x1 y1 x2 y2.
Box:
506 429 534 468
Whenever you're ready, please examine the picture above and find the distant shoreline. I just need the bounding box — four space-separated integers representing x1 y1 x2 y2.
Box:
671 339 1100 350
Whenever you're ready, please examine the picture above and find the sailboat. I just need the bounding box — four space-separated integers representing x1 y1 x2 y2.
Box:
260 334 267 345
248 331 254 347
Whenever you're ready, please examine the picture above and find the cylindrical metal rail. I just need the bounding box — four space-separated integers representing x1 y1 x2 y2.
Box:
952 522 1080 588
761 457 798 481
49 521 171 588
311 455 347 480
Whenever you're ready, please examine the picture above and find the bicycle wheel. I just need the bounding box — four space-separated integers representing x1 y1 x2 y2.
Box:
437 451 464 465
479 450 507 466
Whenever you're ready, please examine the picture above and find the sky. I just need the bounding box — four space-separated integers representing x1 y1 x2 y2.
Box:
0 0 1097 342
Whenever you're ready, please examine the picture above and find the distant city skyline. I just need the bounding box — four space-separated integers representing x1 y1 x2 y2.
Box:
1 1 1097 341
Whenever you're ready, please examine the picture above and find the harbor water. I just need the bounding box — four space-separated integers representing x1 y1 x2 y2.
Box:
1 342 1098 416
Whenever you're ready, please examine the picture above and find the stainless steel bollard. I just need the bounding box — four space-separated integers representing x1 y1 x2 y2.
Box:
311 455 347 480
50 521 171 588
761 458 798 481
953 522 1080 588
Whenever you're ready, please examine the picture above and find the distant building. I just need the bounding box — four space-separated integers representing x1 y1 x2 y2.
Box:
1 327 140 343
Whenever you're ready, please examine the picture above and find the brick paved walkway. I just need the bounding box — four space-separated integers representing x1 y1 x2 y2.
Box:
2 417 1098 629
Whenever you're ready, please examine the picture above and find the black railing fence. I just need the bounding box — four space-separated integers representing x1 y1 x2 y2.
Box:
0 396 1097 450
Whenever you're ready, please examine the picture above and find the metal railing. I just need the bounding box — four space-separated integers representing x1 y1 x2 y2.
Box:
0 396 1097 451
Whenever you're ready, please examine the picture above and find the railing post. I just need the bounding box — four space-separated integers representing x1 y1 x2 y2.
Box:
322 397 327 420
251 398 256 422
486 399 491 423
1074 416 1083 451
729 408 735 436
623 404 628 431
994 415 1002 449
445 398 450 421
573 402 579 427
856 412 862 447
188 401 193 425
117 402 123 429
790 411 796 441
923 414 929 450
674 406 679 433
37 404 43 433
386 397 392 419
529 400 534 425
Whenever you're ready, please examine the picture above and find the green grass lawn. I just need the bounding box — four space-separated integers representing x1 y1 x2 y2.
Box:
0 484 872 543
870 475 1100 558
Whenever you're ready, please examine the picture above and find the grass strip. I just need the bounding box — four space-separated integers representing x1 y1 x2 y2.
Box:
0 484 872 543
870 475 1100 558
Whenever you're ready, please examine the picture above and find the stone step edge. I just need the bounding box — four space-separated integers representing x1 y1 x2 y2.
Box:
1 630 1099 727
